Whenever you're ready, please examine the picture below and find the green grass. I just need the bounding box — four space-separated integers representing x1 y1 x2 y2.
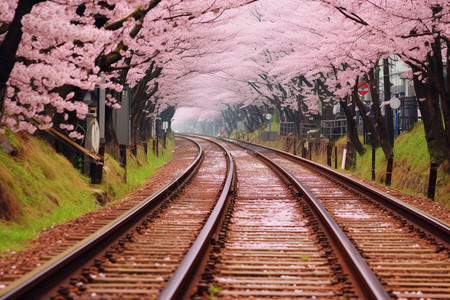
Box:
0 131 175 253
0 132 97 252
100 136 174 200
326 122 449 207
264 120 279 132
127 141 174 188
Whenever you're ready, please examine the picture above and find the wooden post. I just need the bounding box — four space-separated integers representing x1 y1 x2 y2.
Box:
427 163 438 200
293 138 297 156
334 146 338 169
326 144 332 167
90 143 105 184
372 148 376 181
385 153 393 186
163 131 167 149
143 142 147 156
119 144 127 183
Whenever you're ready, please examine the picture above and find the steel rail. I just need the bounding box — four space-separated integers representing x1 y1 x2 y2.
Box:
227 139 390 299
251 139 450 247
230 138 450 247
0 136 203 300
158 135 235 300
279 151 450 246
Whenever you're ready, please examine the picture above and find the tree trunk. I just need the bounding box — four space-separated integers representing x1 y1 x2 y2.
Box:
353 84 378 148
0 0 44 117
383 58 394 146
408 40 450 171
340 96 365 155
104 105 119 156
367 67 393 159
428 39 450 167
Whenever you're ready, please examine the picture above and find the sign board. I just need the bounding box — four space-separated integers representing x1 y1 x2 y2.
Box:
86 117 100 153
113 85 130 145
389 97 401 109
358 80 369 96
162 121 169 132
265 113 272 120
333 104 340 115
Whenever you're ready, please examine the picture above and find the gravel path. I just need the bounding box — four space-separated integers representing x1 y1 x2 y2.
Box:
346 174 450 224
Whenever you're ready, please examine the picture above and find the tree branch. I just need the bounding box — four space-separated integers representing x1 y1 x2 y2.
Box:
336 7 368 26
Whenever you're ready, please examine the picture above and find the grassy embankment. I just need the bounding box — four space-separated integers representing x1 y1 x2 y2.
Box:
0 130 174 253
232 121 449 208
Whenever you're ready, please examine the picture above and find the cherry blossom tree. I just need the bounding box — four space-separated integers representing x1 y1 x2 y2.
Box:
0 0 257 141
1 0 448 171
316 0 449 168
203 0 448 168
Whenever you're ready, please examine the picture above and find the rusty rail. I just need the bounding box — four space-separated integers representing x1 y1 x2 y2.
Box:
159 135 235 299
232 138 450 248
278 150 450 247
0 136 203 300
229 139 390 299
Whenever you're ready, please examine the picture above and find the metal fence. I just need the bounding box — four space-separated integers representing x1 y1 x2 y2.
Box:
279 122 296 136
400 96 418 132
321 119 347 140
299 123 318 139
260 131 278 141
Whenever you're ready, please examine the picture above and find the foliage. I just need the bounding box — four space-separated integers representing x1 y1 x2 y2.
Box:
0 0 257 136
2 0 449 171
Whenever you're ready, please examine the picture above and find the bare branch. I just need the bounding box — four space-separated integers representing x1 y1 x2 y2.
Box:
336 7 369 26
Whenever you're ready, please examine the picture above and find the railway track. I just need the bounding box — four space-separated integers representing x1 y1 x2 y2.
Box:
0 138 199 290
188 138 388 299
227 138 450 299
0 136 233 299
1 135 448 299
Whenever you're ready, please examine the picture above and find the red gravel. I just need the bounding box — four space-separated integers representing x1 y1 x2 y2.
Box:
346 174 450 224
0 138 198 289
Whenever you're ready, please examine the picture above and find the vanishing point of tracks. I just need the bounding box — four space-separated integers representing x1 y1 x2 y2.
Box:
0 135 449 299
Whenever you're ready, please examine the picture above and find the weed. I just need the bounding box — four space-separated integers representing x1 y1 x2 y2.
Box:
208 283 222 300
